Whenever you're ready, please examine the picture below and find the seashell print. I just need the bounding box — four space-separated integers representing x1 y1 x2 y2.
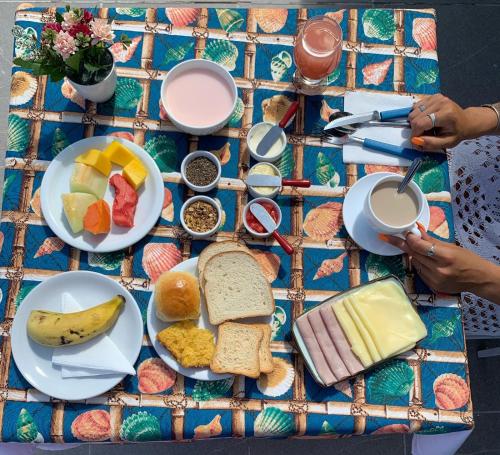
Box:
137 358 176 394
193 377 234 401
159 99 169 121
213 198 226 229
163 41 194 67
428 313 460 344
8 114 30 153
333 379 353 398
271 51 292 82
34 237 64 258
416 68 438 88
412 18 437 51
362 9 396 41
17 408 44 443
303 202 343 241
216 9 244 33
194 415 222 439
3 174 16 194
362 59 392 86
254 9 288 33
15 285 35 309
228 97 244 127
144 135 177 173
13 25 37 59
313 252 347 280
257 357 295 397
115 8 145 17
61 79 86 109
161 188 174 222
364 164 405 175
319 420 335 435
10 71 37 106
71 410 111 442
325 10 345 24
16 3 34 11
52 128 69 157
108 131 135 142
30 187 41 216
413 159 444 193
320 100 339 123
110 36 142 63
372 424 410 435
202 40 239 72
209 143 231 165
165 8 201 27
254 407 294 437
88 251 125 271
316 152 340 187
325 67 341 85
365 253 405 281
271 306 286 340
142 243 182 283
428 206 449 239
250 250 280 283
120 411 161 442
114 78 143 110
367 360 414 403
275 146 294 178
433 373 469 410
262 94 292 124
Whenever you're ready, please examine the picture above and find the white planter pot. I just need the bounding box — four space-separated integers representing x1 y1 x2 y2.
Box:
67 61 117 104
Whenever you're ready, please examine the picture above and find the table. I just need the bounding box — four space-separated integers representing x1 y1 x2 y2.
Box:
0 6 473 443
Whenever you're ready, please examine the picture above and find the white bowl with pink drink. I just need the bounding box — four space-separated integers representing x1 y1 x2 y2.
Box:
161 59 237 136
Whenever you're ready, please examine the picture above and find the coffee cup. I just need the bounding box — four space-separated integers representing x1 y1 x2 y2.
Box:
365 174 425 239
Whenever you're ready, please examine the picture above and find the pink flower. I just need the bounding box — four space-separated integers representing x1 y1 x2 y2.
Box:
83 10 93 23
54 31 77 60
43 22 62 33
89 19 115 44
62 11 80 30
68 23 91 37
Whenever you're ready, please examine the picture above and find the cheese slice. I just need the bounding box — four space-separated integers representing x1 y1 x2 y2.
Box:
332 301 373 368
348 281 427 359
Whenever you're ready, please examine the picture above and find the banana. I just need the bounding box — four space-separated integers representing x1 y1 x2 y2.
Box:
27 295 125 347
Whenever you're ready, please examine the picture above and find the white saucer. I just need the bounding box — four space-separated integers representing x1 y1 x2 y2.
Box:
343 172 430 256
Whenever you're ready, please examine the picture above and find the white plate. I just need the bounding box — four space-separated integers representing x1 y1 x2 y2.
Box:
343 172 430 256
40 136 164 253
147 257 273 381
10 271 143 401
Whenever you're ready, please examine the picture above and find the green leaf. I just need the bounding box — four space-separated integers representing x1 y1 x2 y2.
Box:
83 61 100 72
120 34 131 46
65 51 82 72
65 5 70 11
55 12 64 23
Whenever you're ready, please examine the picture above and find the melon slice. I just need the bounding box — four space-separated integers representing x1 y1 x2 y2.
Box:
70 163 108 199
62 193 98 233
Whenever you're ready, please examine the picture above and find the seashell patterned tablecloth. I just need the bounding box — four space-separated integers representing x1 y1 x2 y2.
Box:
0 6 473 444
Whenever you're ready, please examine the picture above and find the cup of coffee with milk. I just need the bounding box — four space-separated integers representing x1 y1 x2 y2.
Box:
366 174 425 239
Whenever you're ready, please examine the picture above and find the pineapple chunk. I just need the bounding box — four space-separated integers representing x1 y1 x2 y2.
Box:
75 149 112 176
62 193 97 233
70 163 108 199
102 141 137 167
123 159 148 190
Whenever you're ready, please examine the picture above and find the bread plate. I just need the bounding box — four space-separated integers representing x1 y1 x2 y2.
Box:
40 136 164 253
146 257 273 381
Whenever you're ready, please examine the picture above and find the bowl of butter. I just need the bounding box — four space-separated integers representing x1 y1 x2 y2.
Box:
247 162 281 199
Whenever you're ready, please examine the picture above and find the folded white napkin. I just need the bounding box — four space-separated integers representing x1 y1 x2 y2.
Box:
342 92 415 166
51 293 135 378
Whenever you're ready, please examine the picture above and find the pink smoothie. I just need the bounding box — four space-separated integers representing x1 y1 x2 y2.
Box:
164 69 235 127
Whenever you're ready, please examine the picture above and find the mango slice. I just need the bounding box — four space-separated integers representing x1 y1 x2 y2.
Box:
75 149 112 176
102 141 137 167
123 159 148 190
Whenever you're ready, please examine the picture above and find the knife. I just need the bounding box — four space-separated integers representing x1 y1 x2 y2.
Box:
323 107 412 132
249 203 294 255
256 101 299 156
246 174 311 188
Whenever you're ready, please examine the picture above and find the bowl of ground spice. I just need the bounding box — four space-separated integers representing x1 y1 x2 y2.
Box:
180 195 222 238
181 151 221 193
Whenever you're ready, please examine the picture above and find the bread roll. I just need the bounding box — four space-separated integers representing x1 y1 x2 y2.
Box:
155 271 200 321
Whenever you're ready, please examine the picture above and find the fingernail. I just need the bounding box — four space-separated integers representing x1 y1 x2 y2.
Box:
411 137 425 147
378 233 390 242
416 221 426 234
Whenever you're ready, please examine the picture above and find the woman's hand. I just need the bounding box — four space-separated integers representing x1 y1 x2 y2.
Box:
409 94 498 151
379 224 500 303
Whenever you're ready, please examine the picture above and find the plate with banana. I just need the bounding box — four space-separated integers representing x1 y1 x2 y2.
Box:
11 271 143 400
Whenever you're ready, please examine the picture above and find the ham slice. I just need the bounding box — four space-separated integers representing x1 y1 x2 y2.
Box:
109 174 138 227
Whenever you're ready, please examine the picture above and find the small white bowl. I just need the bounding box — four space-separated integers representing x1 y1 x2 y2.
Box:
247 162 281 199
181 196 222 239
161 59 237 136
247 122 287 163
181 151 221 193
243 197 282 238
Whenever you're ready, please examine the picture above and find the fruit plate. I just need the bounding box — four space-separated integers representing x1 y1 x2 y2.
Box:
11 271 143 401
147 257 273 381
40 136 164 253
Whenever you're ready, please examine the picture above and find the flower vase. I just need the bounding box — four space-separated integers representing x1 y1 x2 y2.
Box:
67 59 117 104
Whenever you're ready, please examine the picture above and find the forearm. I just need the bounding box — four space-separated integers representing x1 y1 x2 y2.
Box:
469 260 500 304
463 106 499 139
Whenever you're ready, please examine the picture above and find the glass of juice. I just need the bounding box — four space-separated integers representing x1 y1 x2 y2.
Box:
294 16 342 86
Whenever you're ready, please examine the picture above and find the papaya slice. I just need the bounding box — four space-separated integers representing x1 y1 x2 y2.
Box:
83 199 111 235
